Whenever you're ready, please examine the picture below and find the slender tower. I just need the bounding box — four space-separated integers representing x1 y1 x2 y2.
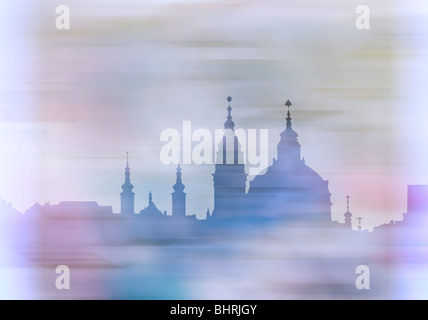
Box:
357 217 363 231
344 195 352 229
172 164 186 217
120 152 135 214
212 97 247 219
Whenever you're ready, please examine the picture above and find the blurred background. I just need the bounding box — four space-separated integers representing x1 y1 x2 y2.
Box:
0 0 428 299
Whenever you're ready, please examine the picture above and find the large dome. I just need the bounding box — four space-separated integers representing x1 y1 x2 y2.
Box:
244 102 331 221
249 159 326 189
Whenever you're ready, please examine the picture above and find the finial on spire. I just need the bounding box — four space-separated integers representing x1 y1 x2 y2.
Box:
176 163 182 181
224 96 235 130
126 151 129 166
227 96 232 115
346 195 350 212
285 100 292 129
149 190 152 203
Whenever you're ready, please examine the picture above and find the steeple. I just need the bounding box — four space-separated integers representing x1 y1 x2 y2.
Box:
173 164 185 192
344 195 352 228
212 96 247 219
357 217 363 231
224 96 235 131
285 99 292 129
215 96 244 165
120 152 135 214
172 165 186 217
123 151 131 186
277 99 301 164
139 190 164 217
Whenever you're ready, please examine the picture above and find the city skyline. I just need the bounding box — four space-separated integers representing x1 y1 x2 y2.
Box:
0 97 416 231
0 0 425 230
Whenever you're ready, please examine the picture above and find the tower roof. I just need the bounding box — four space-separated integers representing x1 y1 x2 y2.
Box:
140 191 164 216
121 151 134 192
173 164 186 193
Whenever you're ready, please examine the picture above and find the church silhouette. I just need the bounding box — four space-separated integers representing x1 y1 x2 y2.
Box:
119 97 332 223
245 100 331 221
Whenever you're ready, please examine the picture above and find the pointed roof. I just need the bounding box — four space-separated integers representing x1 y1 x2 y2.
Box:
172 164 186 193
121 152 134 193
140 191 164 217
280 99 298 140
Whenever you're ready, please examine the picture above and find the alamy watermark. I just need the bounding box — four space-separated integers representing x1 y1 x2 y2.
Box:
160 121 269 175
55 265 70 290
355 265 370 290
355 5 370 30
56 5 70 30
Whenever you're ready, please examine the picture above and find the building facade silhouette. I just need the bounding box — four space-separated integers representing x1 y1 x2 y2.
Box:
172 164 186 217
211 97 247 219
246 100 332 221
118 98 331 222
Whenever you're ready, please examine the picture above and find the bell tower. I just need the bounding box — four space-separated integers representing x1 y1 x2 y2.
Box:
120 152 135 214
212 97 247 219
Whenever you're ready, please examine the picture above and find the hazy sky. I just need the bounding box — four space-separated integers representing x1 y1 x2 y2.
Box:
1 0 428 230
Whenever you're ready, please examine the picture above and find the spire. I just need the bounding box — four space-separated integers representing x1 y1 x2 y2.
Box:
344 195 352 228
121 152 133 191
139 190 164 217
277 99 300 163
224 96 235 131
279 99 297 137
125 152 130 178
173 164 185 192
176 164 182 181
172 164 186 217
285 100 292 129
357 217 363 231
120 151 134 214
